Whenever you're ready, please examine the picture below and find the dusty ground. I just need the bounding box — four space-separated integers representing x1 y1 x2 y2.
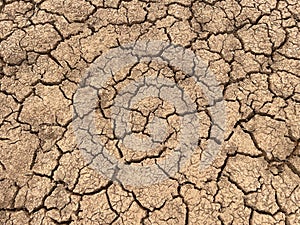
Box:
0 0 300 224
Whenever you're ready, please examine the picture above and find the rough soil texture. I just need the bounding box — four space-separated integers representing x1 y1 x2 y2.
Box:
0 0 300 224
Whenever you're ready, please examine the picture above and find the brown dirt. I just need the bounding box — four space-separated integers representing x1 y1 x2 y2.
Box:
0 0 299 224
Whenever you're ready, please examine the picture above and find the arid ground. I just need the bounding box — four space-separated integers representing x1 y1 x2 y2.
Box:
0 0 299 224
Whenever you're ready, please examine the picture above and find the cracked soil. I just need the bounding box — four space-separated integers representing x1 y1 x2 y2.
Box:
0 0 300 224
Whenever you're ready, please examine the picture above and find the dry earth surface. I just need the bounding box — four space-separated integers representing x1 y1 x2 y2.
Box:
0 0 300 224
